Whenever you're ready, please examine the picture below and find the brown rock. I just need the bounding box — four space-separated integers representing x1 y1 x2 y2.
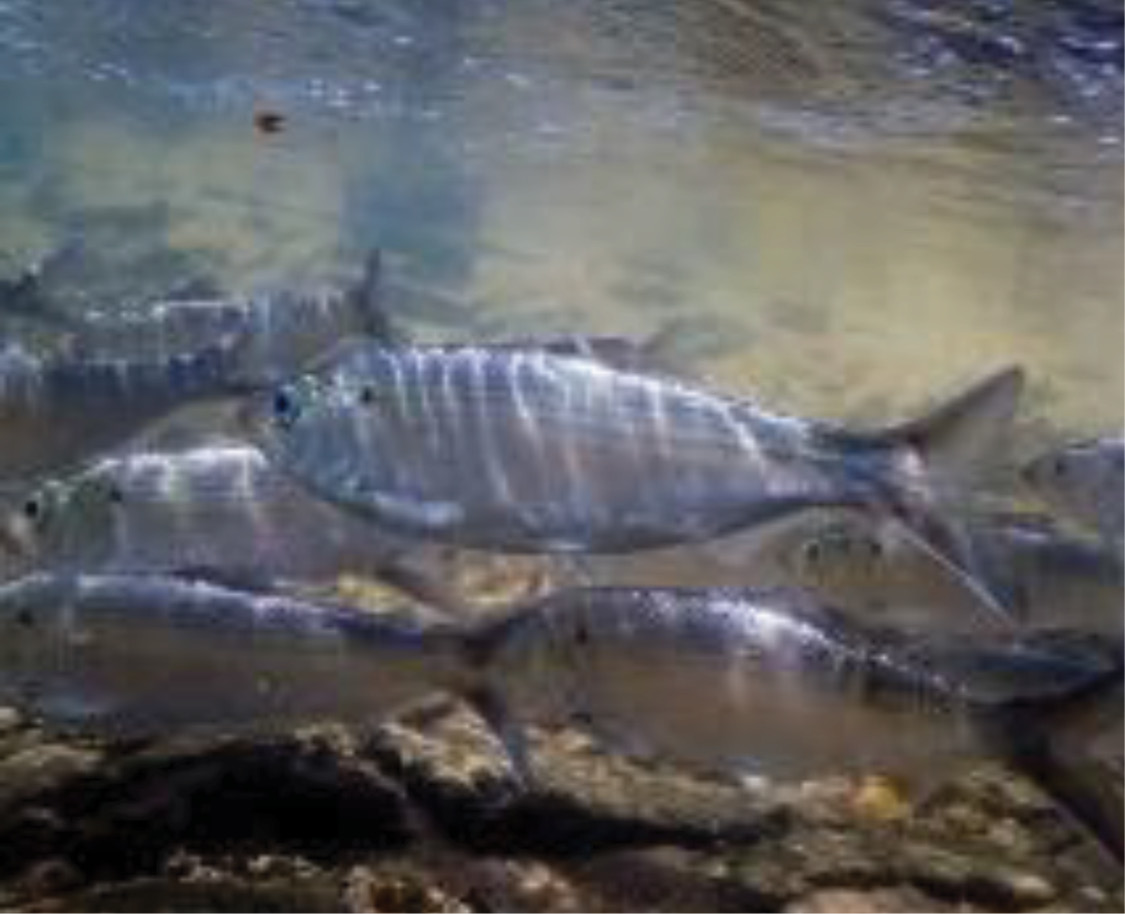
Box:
344 866 469 913
786 886 949 913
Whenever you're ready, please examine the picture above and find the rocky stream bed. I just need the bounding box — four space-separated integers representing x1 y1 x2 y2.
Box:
0 698 1120 913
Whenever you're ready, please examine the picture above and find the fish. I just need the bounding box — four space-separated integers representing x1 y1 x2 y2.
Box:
0 337 248 482
0 573 454 737
1022 437 1124 550
455 586 1124 859
10 245 682 385
52 250 393 387
246 343 1026 617
0 443 459 604
574 510 863 594
774 511 1124 636
1 575 1118 858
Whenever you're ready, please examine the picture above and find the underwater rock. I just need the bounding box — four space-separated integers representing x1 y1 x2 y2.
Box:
20 872 346 913
0 723 412 887
785 886 953 912
343 865 471 913
365 702 788 851
0 742 105 814
0 703 1119 912
0 707 23 734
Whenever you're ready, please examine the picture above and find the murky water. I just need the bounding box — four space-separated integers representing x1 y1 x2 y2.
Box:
0 0 1121 434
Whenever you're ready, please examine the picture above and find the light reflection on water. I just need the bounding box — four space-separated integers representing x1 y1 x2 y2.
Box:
0 0 1120 434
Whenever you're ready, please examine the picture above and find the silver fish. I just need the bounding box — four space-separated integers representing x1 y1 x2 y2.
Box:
459 586 1123 858
0 443 452 597
462 587 1115 780
1 574 1118 857
0 573 452 737
780 513 1124 636
248 344 1025 617
0 338 246 482
1023 437 1124 550
58 250 390 386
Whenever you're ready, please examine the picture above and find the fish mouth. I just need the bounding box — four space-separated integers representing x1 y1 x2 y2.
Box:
0 491 30 561
1017 458 1040 487
232 392 274 442
0 519 31 563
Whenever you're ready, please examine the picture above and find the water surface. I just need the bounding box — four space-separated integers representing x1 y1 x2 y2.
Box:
0 0 1120 434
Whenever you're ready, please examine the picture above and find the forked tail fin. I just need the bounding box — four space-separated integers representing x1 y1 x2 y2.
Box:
863 366 1027 621
987 631 1124 867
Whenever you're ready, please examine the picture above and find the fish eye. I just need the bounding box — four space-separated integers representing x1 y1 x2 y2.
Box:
22 495 42 522
358 385 377 406
802 541 822 566
14 608 34 629
1052 457 1068 478
271 386 301 428
573 619 591 646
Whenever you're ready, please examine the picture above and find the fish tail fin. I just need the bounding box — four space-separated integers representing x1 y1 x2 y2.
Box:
989 639 1124 866
877 364 1025 478
448 606 540 786
874 481 1024 623
865 366 1027 621
1013 736 1124 870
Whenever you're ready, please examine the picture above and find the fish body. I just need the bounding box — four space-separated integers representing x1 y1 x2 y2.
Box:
1023 437 1124 549
61 251 389 386
465 586 1120 784
0 341 245 482
0 443 421 585
0 573 451 736
776 512 1124 635
0 575 1117 857
251 344 1023 614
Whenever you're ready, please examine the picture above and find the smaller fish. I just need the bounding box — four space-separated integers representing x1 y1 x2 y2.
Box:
0 443 455 603
581 509 871 589
0 336 247 482
1 577 1118 859
1022 437 1124 550
0 573 454 737
62 250 391 386
777 512 1123 635
455 586 1123 859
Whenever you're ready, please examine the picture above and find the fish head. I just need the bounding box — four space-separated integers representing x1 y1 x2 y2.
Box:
242 373 354 480
0 479 76 568
244 355 419 515
1021 442 1119 523
782 516 889 592
0 575 93 718
779 514 1036 633
242 373 317 441
1022 449 1073 506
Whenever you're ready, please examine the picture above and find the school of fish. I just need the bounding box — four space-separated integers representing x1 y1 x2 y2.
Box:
0 251 1121 862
